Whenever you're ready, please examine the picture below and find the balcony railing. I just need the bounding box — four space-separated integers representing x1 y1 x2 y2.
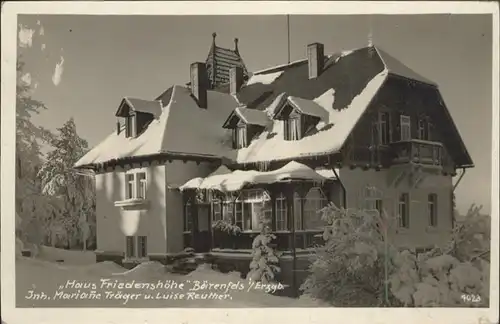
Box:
390 139 443 166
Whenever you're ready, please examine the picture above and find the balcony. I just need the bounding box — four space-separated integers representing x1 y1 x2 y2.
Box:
390 139 443 167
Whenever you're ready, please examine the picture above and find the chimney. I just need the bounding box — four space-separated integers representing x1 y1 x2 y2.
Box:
190 62 208 109
230 66 244 95
307 42 324 79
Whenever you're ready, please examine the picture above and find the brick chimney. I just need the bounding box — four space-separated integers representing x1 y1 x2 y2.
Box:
230 66 244 95
307 42 324 79
190 62 208 109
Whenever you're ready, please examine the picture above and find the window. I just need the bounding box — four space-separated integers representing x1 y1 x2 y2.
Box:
275 192 288 231
285 117 302 141
363 185 383 213
126 236 135 258
418 117 430 141
303 188 327 230
223 201 234 223
222 189 272 231
125 172 147 200
184 201 193 232
294 192 303 230
379 112 390 144
234 202 243 229
400 115 411 141
137 236 147 258
233 126 248 149
398 193 410 228
125 236 147 259
137 173 146 199
212 199 222 222
428 194 438 227
125 115 136 138
126 174 135 199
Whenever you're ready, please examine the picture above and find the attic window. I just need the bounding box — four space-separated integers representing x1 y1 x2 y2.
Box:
232 126 248 149
125 114 136 138
284 116 302 141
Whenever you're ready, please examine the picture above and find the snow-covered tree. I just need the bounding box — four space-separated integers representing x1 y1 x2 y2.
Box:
389 204 491 307
300 199 401 307
38 118 95 249
15 58 55 249
246 224 281 284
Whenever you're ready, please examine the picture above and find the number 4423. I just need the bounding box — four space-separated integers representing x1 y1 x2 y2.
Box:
461 294 481 303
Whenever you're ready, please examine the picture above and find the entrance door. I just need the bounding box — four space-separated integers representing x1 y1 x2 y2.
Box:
194 205 211 252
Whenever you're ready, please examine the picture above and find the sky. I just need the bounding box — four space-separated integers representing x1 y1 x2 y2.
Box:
16 14 493 214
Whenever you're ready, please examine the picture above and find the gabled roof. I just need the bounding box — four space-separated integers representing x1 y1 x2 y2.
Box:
75 86 238 168
375 48 436 86
222 107 270 129
115 97 162 118
76 44 473 170
280 96 329 120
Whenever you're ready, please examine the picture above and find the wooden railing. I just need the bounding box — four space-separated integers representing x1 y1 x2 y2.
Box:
390 139 443 166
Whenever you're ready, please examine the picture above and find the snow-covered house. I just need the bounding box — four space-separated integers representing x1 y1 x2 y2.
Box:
75 36 473 276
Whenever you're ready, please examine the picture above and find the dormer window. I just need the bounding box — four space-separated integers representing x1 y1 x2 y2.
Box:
125 114 136 138
274 97 327 142
115 98 161 139
233 125 248 149
284 116 302 141
223 107 269 149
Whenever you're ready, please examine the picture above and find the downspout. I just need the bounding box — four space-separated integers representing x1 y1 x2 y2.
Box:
332 168 347 208
451 167 467 228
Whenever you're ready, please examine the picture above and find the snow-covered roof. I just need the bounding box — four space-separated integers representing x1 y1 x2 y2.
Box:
286 96 329 120
180 161 336 192
233 107 269 127
232 69 388 163
75 86 238 167
245 70 284 86
124 97 162 117
76 45 473 169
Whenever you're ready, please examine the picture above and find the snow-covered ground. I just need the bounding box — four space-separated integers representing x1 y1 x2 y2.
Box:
16 247 322 307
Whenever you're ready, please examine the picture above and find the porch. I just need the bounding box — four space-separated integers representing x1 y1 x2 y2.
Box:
179 161 340 254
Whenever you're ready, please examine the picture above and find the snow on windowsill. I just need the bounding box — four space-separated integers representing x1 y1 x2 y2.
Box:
114 198 150 209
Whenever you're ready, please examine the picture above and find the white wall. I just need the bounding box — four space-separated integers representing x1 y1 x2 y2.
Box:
164 160 214 253
338 166 453 249
95 164 167 255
